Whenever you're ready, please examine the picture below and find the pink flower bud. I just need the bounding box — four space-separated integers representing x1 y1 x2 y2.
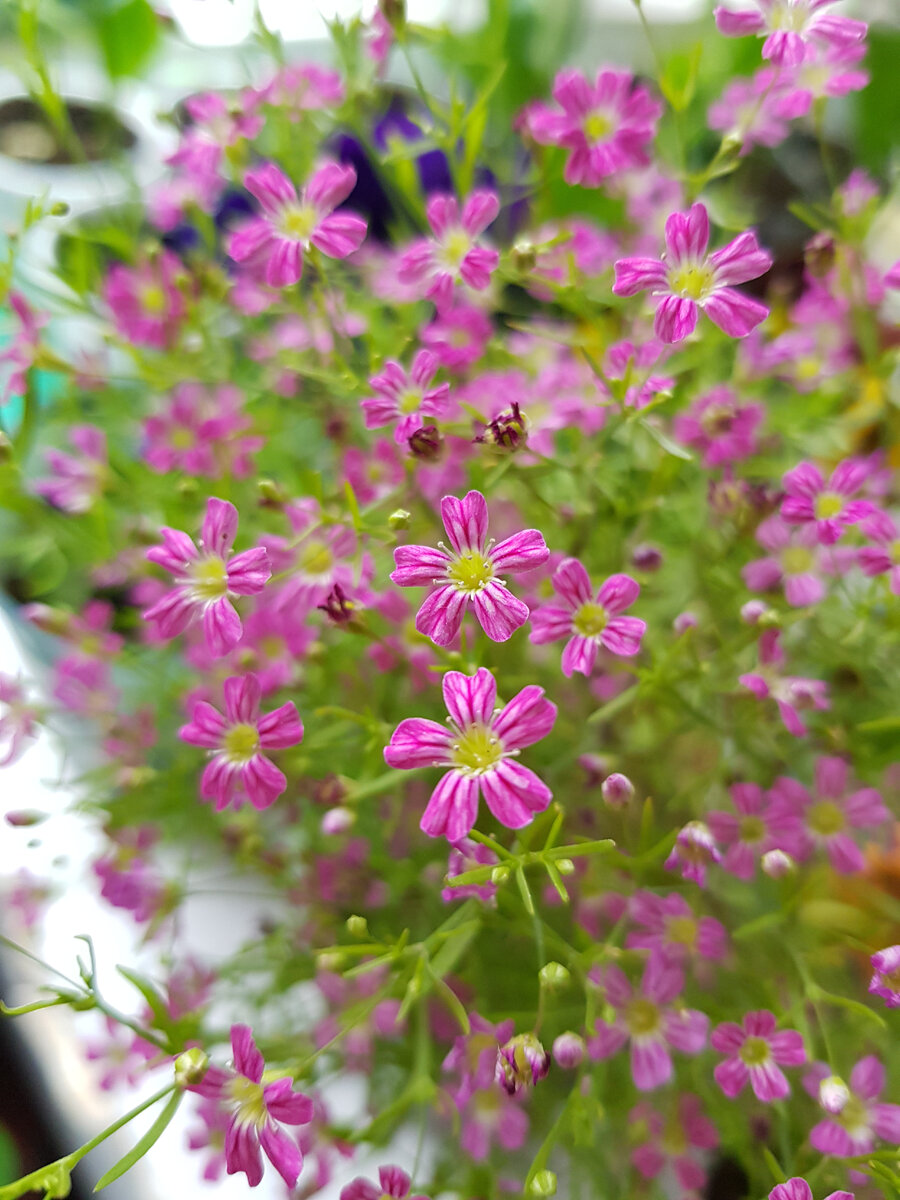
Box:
601 772 634 808
552 1032 585 1069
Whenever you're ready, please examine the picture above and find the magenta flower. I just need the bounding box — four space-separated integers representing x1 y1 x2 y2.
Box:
384 667 556 841
665 821 722 887
0 292 47 402
0 675 40 766
613 202 772 343
869 946 900 1008
143 498 270 658
142 383 262 479
587 957 708 1091
391 490 548 646
742 515 844 607
630 1093 718 1193
361 350 452 444
708 68 797 155
769 1182 853 1200
707 782 802 879
442 837 499 904
626 891 728 965
179 673 303 811
189 1024 313 1187
104 251 186 350
714 1 867 68
341 1166 429 1200
672 386 763 467
739 629 830 736
858 509 900 594
530 559 645 675
525 68 661 186
806 1056 900 1156
35 425 107 514
780 458 876 544
767 757 888 874
229 161 367 287
421 304 493 370
712 1011 805 1102
398 191 500 311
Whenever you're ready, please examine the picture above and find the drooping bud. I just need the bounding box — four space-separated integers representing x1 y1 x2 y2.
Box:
321 806 355 835
761 849 794 879
317 583 357 626
475 402 529 453
408 425 443 460
818 1074 850 1114
631 543 663 572
552 1031 585 1069
601 772 634 809
174 1047 209 1088
496 1032 550 1095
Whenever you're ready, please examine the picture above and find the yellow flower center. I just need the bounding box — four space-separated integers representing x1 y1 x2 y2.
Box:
739 1036 770 1067
891 539 900 565
223 723 260 762
781 545 815 574
300 540 334 577
770 1 808 32
280 204 318 242
665 915 698 947
583 110 613 142
451 723 504 776
739 815 766 843
448 550 494 594
667 264 715 302
398 387 423 415
661 1116 688 1156
838 1095 869 1136
814 492 844 520
228 1075 267 1127
700 404 735 435
140 284 167 314
190 555 229 601
441 229 472 271
626 997 661 1036
808 799 844 836
171 428 195 450
572 601 608 637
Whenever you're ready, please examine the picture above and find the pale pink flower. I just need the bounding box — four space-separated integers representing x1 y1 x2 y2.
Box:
361 350 452 444
420 304 492 370
587 957 709 1091
142 384 262 478
665 821 722 886
707 782 802 878
775 41 869 116
257 63 345 113
93 827 166 925
630 1093 718 1193
187 1097 229 1182
858 509 900 595
714 1 867 68
179 673 303 811
805 1056 900 1157
384 667 556 841
104 251 186 349
613 202 772 343
391 490 548 646
0 674 40 766
530 558 645 675
672 385 763 467
1 292 47 402
398 191 500 311
742 515 844 607
780 458 876 544
525 68 661 186
189 1024 313 1187
739 629 830 736
712 1010 806 1101
708 68 797 154
143 498 270 657
869 946 900 1009
35 425 107 514
442 837 498 904
600 338 674 410
626 891 728 964
229 161 367 288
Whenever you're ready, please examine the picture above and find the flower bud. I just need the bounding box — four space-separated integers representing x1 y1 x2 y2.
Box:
601 772 634 809
378 0 406 26
761 849 794 878
388 508 411 530
491 864 511 885
555 858 575 876
673 611 698 634
804 232 836 278
50 201 70 217
258 478 288 508
5 809 48 827
552 1031 585 1068
819 1074 850 1114
511 241 537 272
346 914 368 938
631 543 663 571
740 599 768 625
408 425 443 461
539 961 570 989
321 806 355 835
529 1170 558 1196
496 1033 550 1094
475 402 529 453
175 1046 209 1087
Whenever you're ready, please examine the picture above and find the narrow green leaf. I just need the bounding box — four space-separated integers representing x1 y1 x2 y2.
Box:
94 1090 181 1191
761 1146 785 1185
515 866 535 916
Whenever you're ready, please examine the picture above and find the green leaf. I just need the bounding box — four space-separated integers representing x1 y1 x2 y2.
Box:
515 865 535 915
761 1146 785 1185
636 418 692 460
117 966 170 1026
660 43 703 113
96 0 159 80
93 1090 181 1191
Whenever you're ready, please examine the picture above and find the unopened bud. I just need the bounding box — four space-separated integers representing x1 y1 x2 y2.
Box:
408 425 443 461
740 599 768 625
496 1032 550 1095
50 201 70 217
673 611 698 635
631 543 663 572
175 1047 209 1087
5 809 48 827
388 508 411 530
539 961 570 989
258 478 288 508
819 1074 849 1114
529 1169 558 1196
758 607 782 629
346 914 368 938
761 849 794 878
321 806 355 835
315 950 344 972
552 1031 585 1069
555 858 575 876
804 232 836 279
491 865 511 885
511 241 537 272
378 0 406 27
601 772 634 809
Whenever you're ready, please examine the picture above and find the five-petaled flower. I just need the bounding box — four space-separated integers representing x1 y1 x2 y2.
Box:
229 160 367 287
188 1024 313 1188
391 490 548 646
398 191 500 311
384 667 556 841
712 1010 806 1102
780 458 876 545
530 558 646 675
613 202 772 343
714 1 867 68
361 349 452 445
179 673 304 810
143 498 270 658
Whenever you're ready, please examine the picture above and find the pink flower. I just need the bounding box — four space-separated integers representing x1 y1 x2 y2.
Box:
767 757 888 874
179 673 303 811
630 1093 718 1193
708 68 797 154
869 946 900 1008
442 837 498 904
707 782 802 878
714 1 867 68
420 304 493 370
525 68 661 186
626 891 728 964
104 251 186 350
341 1166 428 1200
0 292 47 402
739 629 830 736
742 515 844 607
257 63 345 112
361 350 452 444
0 675 40 766
613 202 772 343
35 425 107 514
187 1097 229 1182
770 1181 854 1200
93 827 166 924
776 41 869 116
441 1014 529 1161
398 191 500 311
780 458 876 544
600 338 674 410
587 957 709 1091
858 509 900 595
665 821 721 886
391 490 548 646
142 383 262 478
712 1010 806 1101
805 1056 900 1156
229 161 367 287
143 498 270 658
530 559 645 675
673 386 763 467
189 1024 313 1187
384 667 556 841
